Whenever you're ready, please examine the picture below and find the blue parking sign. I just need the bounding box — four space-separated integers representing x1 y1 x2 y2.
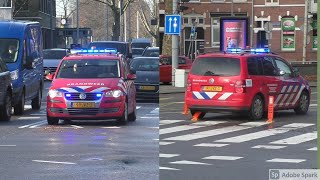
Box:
165 15 181 35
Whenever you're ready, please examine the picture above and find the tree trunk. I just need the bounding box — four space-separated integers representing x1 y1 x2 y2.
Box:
112 8 121 41
162 0 173 56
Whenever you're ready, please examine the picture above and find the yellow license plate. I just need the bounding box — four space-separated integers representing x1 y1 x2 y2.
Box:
139 86 155 91
203 86 223 92
72 102 95 108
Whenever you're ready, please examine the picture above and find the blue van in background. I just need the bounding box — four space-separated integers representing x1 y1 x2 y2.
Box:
0 20 43 115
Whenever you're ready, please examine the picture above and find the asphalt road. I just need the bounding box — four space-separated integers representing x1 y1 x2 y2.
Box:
0 81 159 180
160 87 317 180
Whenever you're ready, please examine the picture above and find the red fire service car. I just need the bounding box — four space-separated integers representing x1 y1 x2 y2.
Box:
45 49 137 125
186 48 310 120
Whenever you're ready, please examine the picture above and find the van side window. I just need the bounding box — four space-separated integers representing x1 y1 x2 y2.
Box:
247 57 263 75
274 57 292 76
22 40 27 65
261 56 277 76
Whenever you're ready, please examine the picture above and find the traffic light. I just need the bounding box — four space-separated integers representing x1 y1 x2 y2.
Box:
178 0 190 12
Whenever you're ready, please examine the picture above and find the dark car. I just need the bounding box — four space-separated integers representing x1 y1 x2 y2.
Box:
141 47 159 57
87 41 132 62
43 48 68 77
130 57 159 101
0 58 12 121
132 48 144 58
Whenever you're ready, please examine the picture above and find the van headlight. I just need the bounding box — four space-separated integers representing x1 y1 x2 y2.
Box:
48 89 63 98
10 70 19 80
105 90 123 98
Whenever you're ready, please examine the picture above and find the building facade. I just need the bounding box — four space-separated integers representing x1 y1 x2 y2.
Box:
159 0 317 63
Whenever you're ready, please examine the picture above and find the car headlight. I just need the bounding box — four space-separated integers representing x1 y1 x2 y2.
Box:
48 89 63 98
105 90 123 98
10 70 19 80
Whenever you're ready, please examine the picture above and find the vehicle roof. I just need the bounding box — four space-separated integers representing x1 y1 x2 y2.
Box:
89 41 128 44
0 20 40 38
145 47 159 50
132 56 159 60
132 48 145 50
44 48 68 51
131 38 151 43
64 54 121 60
196 52 278 59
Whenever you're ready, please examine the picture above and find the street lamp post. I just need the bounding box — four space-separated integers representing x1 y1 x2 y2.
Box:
76 0 79 44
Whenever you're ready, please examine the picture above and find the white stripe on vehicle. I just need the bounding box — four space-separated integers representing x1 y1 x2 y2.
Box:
280 85 287 93
270 131 317 145
206 92 218 99
274 94 283 106
291 85 305 105
90 87 109 92
278 85 293 107
285 86 299 106
76 86 91 90
193 92 204 99
218 93 233 100
59 87 78 92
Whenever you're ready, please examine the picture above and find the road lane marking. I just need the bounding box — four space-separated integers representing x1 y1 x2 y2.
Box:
160 154 180 158
149 108 159 114
203 156 243 161
101 126 121 129
307 147 317 151
266 158 305 163
32 160 76 165
18 117 41 120
310 104 317 107
159 166 180 171
18 120 47 128
194 143 229 147
163 122 268 141
159 141 175 146
251 145 286 149
70 125 83 128
0 145 16 147
141 117 159 119
270 132 317 145
29 121 47 128
215 123 314 143
153 139 159 141
170 160 211 165
136 106 141 109
160 121 226 135
30 113 46 116
160 120 184 125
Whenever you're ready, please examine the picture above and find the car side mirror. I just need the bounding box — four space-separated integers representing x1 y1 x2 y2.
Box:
45 73 54 81
293 67 300 77
127 73 136 80
279 70 285 76
128 53 133 59
24 56 34 69
44 69 51 75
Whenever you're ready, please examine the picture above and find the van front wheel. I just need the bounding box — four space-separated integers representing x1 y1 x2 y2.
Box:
14 91 24 115
31 88 42 110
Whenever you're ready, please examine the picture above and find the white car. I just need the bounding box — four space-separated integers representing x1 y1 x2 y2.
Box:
43 48 68 77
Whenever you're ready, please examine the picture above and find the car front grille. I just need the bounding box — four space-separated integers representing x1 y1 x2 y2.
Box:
67 108 100 115
65 93 102 101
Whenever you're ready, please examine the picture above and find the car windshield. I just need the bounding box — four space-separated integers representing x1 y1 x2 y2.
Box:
191 57 240 76
43 50 67 59
143 49 159 57
132 49 144 55
130 58 159 71
132 43 150 49
56 59 120 79
0 39 19 63
88 42 127 55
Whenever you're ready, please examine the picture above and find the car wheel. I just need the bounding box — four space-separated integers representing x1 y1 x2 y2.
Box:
31 87 42 110
249 95 264 120
47 113 59 125
294 91 309 115
0 91 12 121
128 100 136 122
14 90 25 115
190 110 206 119
117 102 128 125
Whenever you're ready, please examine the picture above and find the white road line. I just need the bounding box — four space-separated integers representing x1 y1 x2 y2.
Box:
266 158 305 163
160 121 226 135
29 121 47 128
163 122 268 141
159 166 180 171
18 120 47 128
203 156 243 161
101 126 121 129
310 104 317 107
153 139 159 141
148 127 159 129
136 106 141 109
18 117 41 120
24 105 32 109
70 125 84 129
0 145 16 147
215 123 314 143
30 113 46 116
150 108 159 114
32 160 76 165
251 145 286 149
170 160 211 165
307 147 317 151
270 132 317 145
160 120 184 125
141 117 159 119
160 154 180 158
160 141 175 146
194 143 229 147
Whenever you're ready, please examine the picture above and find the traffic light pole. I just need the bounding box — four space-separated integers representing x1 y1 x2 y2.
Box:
172 0 179 87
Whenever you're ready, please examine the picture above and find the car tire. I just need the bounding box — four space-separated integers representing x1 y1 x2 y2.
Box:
190 110 206 119
0 91 12 121
117 102 128 125
249 95 264 120
294 91 309 115
47 113 59 125
14 90 25 115
31 87 42 110
128 100 136 122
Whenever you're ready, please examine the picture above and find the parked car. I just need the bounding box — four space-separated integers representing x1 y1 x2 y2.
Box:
141 47 159 57
43 48 68 78
132 48 144 58
0 20 43 115
0 58 12 121
186 48 310 120
160 55 192 84
130 57 159 101
131 38 152 49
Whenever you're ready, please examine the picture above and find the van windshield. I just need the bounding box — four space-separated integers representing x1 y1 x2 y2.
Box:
191 57 240 76
0 39 19 63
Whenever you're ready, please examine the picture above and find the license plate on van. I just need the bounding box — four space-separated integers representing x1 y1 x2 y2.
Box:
202 86 222 92
72 102 95 108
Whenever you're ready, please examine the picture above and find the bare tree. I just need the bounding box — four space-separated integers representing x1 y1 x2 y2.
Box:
162 0 173 55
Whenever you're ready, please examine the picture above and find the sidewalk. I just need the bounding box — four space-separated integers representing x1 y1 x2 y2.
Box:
160 81 317 94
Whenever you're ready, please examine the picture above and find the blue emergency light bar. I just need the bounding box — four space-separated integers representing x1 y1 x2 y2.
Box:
70 48 118 54
226 48 270 54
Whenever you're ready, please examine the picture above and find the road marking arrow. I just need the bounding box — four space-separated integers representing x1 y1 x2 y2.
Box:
173 17 177 32
168 17 172 32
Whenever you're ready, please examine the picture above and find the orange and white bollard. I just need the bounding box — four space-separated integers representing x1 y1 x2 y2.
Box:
182 91 189 115
191 111 201 122
266 96 274 124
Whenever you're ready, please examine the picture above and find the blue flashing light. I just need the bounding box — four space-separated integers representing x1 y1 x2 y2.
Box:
65 93 71 97
226 48 270 54
70 48 118 55
250 48 270 53
226 48 242 53
96 93 102 98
